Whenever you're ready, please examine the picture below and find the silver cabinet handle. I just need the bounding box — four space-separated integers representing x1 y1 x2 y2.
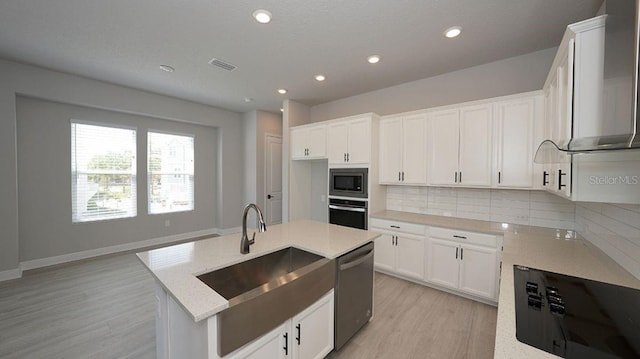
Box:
328 204 366 213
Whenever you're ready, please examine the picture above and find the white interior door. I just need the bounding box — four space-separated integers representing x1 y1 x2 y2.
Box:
265 134 283 225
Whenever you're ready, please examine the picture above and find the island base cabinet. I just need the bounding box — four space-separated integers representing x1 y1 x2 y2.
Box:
228 290 334 359
155 283 334 359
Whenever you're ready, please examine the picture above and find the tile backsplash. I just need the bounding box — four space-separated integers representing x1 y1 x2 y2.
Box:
575 203 640 279
386 186 640 279
386 186 576 229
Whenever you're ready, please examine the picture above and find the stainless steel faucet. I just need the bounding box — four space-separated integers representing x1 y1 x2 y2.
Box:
240 203 267 254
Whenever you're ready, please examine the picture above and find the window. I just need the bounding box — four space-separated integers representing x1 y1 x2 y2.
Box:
148 132 194 214
71 122 137 222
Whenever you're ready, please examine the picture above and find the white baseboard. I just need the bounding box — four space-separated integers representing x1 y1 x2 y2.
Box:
216 226 242 235
19 227 219 272
0 268 22 282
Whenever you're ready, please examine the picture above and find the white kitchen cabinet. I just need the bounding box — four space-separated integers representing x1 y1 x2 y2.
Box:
291 290 334 359
290 124 327 160
156 284 334 359
540 16 608 200
327 116 371 165
426 227 500 302
371 219 425 281
379 113 428 184
494 96 542 188
429 104 492 187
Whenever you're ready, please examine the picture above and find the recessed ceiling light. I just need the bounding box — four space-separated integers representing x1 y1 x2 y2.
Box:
315 74 326 82
367 55 381 64
277 88 287 95
280 108 284 112
444 26 462 38
244 97 253 103
253 9 272 24
159 65 174 73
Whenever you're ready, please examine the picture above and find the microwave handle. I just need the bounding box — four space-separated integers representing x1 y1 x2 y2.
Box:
328 204 366 213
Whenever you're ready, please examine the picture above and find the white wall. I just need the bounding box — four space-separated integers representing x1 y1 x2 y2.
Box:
0 58 244 275
309 47 557 122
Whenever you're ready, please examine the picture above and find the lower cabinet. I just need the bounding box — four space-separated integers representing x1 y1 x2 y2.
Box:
426 227 499 301
370 218 502 304
156 286 334 359
227 290 334 359
371 219 426 281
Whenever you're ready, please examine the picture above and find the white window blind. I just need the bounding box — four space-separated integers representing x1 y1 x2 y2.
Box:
71 122 137 222
148 132 194 214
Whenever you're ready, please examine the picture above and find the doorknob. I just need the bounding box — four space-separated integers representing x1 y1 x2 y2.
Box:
267 194 272 199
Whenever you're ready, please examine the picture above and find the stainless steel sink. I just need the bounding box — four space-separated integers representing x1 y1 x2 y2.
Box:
196 247 335 356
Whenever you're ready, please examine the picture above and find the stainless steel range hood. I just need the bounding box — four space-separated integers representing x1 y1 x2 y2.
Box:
535 0 640 162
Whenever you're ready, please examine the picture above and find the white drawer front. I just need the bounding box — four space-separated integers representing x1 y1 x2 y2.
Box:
428 226 497 248
370 218 426 235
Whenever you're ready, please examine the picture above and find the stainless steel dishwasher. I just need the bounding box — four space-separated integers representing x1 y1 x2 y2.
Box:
334 241 374 350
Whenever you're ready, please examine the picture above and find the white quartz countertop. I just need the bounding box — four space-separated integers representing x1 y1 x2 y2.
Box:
136 220 379 322
371 210 640 359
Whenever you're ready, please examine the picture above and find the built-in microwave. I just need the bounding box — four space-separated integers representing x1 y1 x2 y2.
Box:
329 168 368 198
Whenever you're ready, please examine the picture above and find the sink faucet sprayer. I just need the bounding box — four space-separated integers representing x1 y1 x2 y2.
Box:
240 203 267 254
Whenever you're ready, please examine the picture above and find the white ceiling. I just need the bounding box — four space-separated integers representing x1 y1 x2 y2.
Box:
0 0 602 113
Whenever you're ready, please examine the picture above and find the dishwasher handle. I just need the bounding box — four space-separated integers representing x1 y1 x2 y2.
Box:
339 249 374 271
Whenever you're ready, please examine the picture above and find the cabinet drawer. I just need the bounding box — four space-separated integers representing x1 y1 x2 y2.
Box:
370 218 425 236
429 226 497 248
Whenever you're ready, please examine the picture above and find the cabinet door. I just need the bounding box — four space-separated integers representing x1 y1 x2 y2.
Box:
346 118 371 164
402 114 428 184
395 233 425 280
308 125 326 158
458 244 498 301
227 322 288 359
495 98 535 188
292 291 334 359
426 238 459 290
379 117 403 184
291 128 308 160
459 104 492 186
373 232 395 272
429 109 460 185
327 122 349 164
556 38 574 143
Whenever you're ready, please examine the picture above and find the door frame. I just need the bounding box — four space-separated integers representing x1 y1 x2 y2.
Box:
264 133 283 225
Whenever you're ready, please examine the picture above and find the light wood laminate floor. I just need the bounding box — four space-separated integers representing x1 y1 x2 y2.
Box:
0 254 497 359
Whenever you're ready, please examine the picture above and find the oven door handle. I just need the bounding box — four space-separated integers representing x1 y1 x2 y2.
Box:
328 205 366 213
339 249 374 271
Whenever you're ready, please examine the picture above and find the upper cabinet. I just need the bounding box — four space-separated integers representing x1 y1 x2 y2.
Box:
429 104 493 187
494 95 543 188
291 124 327 160
327 116 372 166
379 113 427 184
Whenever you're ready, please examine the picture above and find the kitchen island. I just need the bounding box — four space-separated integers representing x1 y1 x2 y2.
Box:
370 210 640 358
137 220 379 359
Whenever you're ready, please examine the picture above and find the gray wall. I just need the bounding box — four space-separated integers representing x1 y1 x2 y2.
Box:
310 47 557 122
0 58 244 272
16 97 217 261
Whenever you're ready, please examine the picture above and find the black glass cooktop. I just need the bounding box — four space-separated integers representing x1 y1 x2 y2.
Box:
513 265 640 359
